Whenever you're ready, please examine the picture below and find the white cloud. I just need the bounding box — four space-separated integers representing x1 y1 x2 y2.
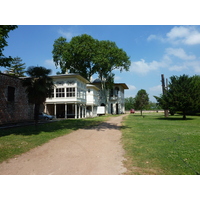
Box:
128 84 137 91
125 84 137 98
149 85 162 93
184 60 200 73
129 59 168 75
114 76 121 81
147 34 164 42
44 59 60 74
167 26 200 45
58 29 74 40
148 26 200 45
58 27 81 41
169 65 188 72
165 48 196 60
166 26 190 40
44 59 56 67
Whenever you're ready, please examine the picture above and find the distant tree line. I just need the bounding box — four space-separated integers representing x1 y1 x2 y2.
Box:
125 89 161 115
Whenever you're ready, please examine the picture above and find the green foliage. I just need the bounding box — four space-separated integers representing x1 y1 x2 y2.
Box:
52 34 130 84
134 89 149 115
22 66 54 123
122 113 200 175
125 97 135 110
0 25 18 67
4 56 26 77
154 74 200 119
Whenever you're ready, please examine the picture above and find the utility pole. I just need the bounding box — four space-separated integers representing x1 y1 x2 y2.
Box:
161 74 169 117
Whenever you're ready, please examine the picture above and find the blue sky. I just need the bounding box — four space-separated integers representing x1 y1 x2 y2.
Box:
3 25 200 101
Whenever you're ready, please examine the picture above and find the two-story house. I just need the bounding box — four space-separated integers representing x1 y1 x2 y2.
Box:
92 78 128 115
44 74 128 118
45 74 89 118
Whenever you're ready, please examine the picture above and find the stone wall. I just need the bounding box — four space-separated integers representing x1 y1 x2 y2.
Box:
0 73 34 125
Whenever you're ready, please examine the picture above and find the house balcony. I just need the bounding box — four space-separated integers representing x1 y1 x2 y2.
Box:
110 96 118 101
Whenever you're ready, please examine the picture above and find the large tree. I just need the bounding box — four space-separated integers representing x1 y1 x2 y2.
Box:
22 66 54 125
0 25 18 68
52 34 130 85
134 89 149 115
154 74 200 119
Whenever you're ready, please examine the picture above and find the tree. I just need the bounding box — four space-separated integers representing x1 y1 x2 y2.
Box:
0 25 18 67
134 89 149 115
22 66 54 125
154 74 200 119
5 56 26 77
52 34 130 84
125 97 135 110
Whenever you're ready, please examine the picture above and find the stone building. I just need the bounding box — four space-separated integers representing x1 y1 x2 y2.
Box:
0 73 33 125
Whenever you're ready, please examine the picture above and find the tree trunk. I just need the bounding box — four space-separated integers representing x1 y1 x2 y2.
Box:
34 103 40 127
183 111 186 120
140 110 142 116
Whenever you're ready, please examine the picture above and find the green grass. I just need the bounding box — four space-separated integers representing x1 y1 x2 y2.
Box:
122 113 200 175
0 115 109 163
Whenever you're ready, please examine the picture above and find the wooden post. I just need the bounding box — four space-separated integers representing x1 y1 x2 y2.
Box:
161 74 169 117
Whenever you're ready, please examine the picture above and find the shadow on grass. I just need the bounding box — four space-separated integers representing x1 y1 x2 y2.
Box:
156 117 194 121
0 118 103 137
0 115 131 137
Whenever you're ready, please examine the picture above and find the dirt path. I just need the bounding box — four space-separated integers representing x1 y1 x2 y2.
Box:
0 115 127 175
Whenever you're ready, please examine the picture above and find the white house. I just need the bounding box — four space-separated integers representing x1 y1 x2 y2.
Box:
86 84 100 117
45 74 89 118
92 78 128 114
44 74 128 118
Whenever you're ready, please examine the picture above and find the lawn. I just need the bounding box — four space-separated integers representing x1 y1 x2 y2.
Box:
122 113 200 175
0 115 109 163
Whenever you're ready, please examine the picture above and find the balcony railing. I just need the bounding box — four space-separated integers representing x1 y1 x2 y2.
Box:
110 96 118 101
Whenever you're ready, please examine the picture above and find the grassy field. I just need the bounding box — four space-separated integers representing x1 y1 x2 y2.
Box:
0 115 109 163
122 113 200 175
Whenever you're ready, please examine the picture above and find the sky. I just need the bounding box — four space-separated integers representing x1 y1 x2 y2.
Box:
2 25 200 102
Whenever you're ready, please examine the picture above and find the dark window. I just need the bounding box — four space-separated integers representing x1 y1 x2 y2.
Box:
56 88 65 97
66 87 75 97
7 86 15 102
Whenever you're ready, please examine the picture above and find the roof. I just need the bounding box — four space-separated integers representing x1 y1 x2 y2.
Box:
49 73 90 84
114 83 129 89
92 78 128 89
86 84 100 90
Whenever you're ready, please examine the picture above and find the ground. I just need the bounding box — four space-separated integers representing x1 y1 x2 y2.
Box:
0 115 127 175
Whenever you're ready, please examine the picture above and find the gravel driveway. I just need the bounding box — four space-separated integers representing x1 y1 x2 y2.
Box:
0 115 127 175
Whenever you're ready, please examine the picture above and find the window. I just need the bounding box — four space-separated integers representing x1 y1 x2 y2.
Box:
66 87 75 97
56 88 65 97
7 86 15 102
50 89 54 98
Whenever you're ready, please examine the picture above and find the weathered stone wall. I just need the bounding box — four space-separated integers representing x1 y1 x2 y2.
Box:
0 73 34 125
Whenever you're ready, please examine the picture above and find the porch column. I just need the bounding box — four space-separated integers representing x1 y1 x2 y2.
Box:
75 103 77 119
65 103 68 118
78 104 81 118
84 104 86 118
92 105 94 117
54 103 57 118
44 103 47 113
